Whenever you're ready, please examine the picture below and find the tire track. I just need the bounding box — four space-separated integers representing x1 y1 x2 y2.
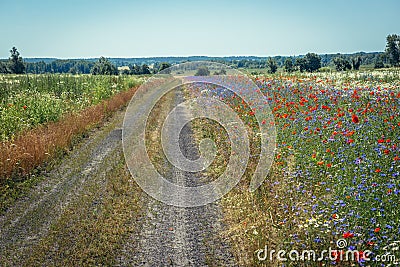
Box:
0 86 238 266
0 110 125 266
117 89 237 266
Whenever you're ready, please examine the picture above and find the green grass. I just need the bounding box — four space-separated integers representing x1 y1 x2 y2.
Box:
0 74 143 141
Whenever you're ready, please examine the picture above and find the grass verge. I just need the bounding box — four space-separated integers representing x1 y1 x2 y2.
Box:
0 86 138 212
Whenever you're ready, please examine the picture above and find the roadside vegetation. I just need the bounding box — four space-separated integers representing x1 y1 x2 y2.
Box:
189 68 399 266
0 51 144 212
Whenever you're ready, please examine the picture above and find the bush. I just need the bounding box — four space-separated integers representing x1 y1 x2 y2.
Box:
195 66 210 76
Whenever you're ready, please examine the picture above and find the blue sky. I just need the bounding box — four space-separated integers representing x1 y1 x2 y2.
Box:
0 0 399 58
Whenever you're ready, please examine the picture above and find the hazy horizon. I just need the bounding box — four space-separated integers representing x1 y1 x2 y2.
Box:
0 51 382 60
0 0 399 58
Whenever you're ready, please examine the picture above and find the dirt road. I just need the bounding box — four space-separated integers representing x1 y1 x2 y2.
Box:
0 89 237 266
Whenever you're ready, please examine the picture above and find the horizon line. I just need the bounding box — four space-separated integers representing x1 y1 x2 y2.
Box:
0 50 383 60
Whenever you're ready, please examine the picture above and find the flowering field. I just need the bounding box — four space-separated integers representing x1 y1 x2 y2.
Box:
188 69 400 266
0 74 142 141
256 70 399 264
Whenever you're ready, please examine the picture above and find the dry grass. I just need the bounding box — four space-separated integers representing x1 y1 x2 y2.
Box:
220 149 320 267
144 88 177 177
0 87 138 180
24 154 142 266
220 163 286 266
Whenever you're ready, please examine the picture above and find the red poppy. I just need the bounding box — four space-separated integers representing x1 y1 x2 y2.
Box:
343 231 354 238
351 114 359 123
331 250 344 262
322 105 330 111
374 227 381 233
22 105 27 110
356 251 366 262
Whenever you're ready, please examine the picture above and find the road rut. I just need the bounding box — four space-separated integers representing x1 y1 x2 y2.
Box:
0 89 237 266
117 90 237 266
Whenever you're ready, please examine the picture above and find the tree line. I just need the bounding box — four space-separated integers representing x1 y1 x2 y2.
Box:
1 34 399 75
0 48 171 75
265 34 400 73
332 34 399 70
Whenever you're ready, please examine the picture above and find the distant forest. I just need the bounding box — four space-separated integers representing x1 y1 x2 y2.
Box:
0 52 386 75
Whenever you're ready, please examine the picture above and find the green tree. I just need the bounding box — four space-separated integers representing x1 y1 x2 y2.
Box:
91 57 118 75
351 56 362 70
284 57 294 72
130 65 141 75
195 66 210 76
374 56 385 69
158 62 171 73
8 47 25 74
304 53 321 72
69 66 78 75
385 34 400 66
295 57 307 72
237 60 246 68
141 64 151 74
333 56 352 71
213 68 227 75
267 57 278 73
0 62 8 73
